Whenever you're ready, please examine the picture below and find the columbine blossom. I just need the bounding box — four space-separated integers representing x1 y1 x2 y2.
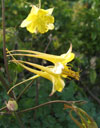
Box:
10 60 65 96
8 44 79 80
20 5 54 33
7 45 79 95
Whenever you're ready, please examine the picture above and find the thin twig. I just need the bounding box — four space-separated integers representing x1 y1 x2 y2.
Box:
2 1 25 127
17 79 34 100
0 112 11 115
0 74 9 91
18 100 86 113
86 87 100 105
0 106 6 111
2 0 11 84
14 112 25 128
0 70 15 98
81 82 100 105
44 34 52 53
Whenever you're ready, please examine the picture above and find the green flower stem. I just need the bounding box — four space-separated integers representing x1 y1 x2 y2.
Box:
39 0 41 8
18 100 86 113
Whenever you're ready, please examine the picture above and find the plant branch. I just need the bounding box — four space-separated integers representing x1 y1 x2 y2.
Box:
0 74 9 91
0 74 15 97
82 82 100 105
14 112 25 128
2 0 11 84
18 100 86 113
0 106 6 111
44 34 52 53
17 79 35 101
86 87 100 105
2 1 25 127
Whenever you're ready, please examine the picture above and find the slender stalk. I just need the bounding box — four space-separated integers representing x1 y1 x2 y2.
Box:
0 106 6 111
0 69 15 98
18 100 86 113
2 0 11 84
14 112 25 128
0 74 9 91
17 79 35 100
34 78 39 119
44 34 52 53
84 85 100 105
0 112 11 115
39 0 41 8
2 1 25 127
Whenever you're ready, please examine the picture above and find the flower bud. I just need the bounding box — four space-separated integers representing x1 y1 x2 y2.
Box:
6 100 18 111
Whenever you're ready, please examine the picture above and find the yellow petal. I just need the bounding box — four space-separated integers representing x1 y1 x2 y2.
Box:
30 5 39 14
47 24 54 30
20 13 36 28
11 60 51 80
36 9 54 33
8 44 74 65
17 60 55 75
62 53 75 64
20 5 38 28
26 23 37 33
45 16 54 24
37 24 48 34
50 76 65 96
61 44 72 58
38 9 48 16
46 8 54 15
8 50 63 64
20 20 32 28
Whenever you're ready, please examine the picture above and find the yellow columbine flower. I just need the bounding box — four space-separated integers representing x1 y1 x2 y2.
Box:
10 60 65 96
8 44 79 80
20 5 54 33
7 45 79 95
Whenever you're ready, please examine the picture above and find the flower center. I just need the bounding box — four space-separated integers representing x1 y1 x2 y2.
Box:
51 62 64 74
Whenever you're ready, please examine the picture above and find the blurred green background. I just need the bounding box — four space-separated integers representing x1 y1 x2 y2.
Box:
0 0 100 127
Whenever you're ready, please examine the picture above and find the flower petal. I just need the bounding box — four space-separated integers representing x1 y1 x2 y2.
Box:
46 8 54 15
30 5 39 14
20 20 32 28
26 23 37 33
50 76 65 96
47 23 54 30
62 53 75 64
